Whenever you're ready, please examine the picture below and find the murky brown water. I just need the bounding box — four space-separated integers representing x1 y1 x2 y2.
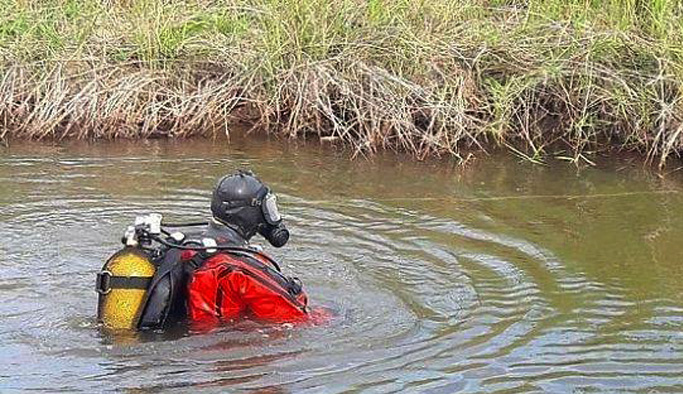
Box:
1 136 683 393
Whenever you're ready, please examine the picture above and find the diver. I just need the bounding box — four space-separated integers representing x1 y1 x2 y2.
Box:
96 170 311 331
203 170 291 248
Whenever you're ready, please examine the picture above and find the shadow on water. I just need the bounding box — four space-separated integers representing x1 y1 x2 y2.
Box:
97 323 190 345
1 136 683 392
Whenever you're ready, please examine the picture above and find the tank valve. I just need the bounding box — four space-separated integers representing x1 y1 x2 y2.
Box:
148 213 162 235
170 232 185 243
123 226 137 246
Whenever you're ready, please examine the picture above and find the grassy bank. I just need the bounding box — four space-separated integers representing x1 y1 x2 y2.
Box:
1 1 682 165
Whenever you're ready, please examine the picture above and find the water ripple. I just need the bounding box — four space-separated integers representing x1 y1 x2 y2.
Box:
1 144 682 393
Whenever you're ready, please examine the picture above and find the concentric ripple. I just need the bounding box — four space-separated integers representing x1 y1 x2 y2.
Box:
1 139 683 393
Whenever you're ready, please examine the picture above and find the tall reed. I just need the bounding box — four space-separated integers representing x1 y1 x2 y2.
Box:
1 0 682 165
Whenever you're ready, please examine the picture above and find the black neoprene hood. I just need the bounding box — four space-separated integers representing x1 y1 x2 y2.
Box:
210 171 269 239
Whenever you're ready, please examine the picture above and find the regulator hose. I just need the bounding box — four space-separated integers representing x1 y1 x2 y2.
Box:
149 233 282 272
160 221 209 228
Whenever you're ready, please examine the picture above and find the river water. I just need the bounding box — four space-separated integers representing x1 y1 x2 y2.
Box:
1 137 682 393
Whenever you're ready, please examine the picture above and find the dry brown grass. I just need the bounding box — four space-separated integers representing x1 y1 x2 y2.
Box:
1 0 683 166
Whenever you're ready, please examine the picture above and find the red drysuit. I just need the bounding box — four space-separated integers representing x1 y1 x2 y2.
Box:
186 251 310 329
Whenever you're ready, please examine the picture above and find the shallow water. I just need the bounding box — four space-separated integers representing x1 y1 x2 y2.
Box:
1 137 682 393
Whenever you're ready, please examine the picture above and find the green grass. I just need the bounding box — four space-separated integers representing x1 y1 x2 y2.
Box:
1 0 683 166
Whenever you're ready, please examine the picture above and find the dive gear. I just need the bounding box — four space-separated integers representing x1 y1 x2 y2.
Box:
170 232 185 243
98 170 297 331
96 247 156 330
137 248 188 330
210 171 285 242
204 219 249 246
201 237 218 254
259 222 290 248
162 221 209 228
262 192 281 225
97 213 300 331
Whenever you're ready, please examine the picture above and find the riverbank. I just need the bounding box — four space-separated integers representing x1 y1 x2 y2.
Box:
1 1 682 166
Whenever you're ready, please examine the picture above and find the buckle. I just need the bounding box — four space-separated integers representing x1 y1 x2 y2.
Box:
287 277 302 295
96 270 113 294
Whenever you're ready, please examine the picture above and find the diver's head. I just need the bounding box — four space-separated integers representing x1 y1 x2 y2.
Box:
210 170 289 247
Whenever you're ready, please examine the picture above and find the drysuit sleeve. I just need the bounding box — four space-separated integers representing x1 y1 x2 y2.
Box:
186 254 310 330
228 270 309 324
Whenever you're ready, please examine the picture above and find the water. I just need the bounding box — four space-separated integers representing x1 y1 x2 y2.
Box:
1 137 683 393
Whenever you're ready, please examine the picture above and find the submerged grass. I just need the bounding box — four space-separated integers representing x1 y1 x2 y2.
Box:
1 0 683 165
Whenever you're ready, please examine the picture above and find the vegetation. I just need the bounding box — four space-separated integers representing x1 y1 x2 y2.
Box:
1 0 683 165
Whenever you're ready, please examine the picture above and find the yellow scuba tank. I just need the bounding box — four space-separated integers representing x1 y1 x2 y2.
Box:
96 247 156 330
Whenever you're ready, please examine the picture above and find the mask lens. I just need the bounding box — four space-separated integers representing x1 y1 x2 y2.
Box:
263 193 281 225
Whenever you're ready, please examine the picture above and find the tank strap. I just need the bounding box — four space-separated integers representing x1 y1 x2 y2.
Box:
96 271 151 294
